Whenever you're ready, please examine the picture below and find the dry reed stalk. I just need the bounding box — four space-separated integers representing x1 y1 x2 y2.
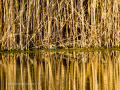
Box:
0 0 2 40
26 0 29 50
5 0 9 50
0 0 120 50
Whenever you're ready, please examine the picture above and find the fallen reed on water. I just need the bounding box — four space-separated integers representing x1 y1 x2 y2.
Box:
0 0 120 51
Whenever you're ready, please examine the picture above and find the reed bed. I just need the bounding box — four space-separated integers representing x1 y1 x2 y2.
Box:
0 51 120 90
0 0 120 50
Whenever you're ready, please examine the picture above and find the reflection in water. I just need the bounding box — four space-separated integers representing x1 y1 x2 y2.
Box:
0 50 120 90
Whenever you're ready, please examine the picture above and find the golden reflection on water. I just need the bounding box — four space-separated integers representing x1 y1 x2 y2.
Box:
0 50 120 90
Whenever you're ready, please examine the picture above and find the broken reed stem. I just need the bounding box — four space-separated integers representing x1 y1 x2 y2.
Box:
0 0 120 50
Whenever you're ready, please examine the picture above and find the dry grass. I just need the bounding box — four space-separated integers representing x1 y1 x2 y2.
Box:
0 0 120 50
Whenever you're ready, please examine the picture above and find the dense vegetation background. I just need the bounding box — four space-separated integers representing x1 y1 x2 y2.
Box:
0 0 120 50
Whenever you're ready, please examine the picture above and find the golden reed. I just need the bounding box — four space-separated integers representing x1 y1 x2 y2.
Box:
0 0 120 50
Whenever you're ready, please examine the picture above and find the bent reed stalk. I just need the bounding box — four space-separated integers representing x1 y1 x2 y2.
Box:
0 0 120 51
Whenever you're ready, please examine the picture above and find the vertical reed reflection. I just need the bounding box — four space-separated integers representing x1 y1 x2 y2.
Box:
0 50 120 90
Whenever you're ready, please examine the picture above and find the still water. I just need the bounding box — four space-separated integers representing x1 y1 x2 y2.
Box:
0 50 120 90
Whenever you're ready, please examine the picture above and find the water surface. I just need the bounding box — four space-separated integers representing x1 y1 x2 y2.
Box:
0 50 120 90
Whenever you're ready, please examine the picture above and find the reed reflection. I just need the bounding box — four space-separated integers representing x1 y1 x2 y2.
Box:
0 50 120 90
